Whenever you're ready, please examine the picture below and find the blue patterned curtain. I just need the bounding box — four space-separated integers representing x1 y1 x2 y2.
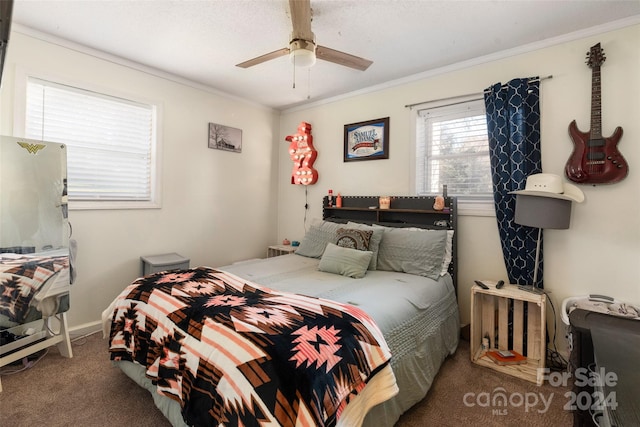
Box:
484 78 543 287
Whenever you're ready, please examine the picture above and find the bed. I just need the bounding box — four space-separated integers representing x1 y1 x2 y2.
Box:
103 196 460 426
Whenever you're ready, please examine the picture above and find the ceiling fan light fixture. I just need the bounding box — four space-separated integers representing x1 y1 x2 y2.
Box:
236 2 372 72
289 39 316 67
290 49 316 67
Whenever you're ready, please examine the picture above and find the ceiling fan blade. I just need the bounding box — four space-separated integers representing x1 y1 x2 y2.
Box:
289 0 313 41
316 45 373 71
236 47 290 68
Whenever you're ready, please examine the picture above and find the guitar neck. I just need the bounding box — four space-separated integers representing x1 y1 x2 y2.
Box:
590 65 602 139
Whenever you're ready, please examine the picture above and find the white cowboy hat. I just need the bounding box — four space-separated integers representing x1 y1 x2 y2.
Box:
509 173 585 203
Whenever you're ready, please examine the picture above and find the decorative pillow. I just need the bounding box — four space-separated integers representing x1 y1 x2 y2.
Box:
318 243 373 279
336 228 373 251
346 222 383 270
295 220 342 258
375 227 447 279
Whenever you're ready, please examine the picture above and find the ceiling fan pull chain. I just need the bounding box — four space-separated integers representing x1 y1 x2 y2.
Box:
292 55 296 89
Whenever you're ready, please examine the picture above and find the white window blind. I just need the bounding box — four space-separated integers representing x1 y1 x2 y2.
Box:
25 78 156 205
415 99 492 201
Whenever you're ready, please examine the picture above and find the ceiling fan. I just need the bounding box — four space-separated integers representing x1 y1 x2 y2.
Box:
236 0 372 71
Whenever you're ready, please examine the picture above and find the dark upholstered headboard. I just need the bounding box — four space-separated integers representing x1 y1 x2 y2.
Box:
322 195 458 293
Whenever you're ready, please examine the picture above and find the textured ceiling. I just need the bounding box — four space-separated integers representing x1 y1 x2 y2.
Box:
11 0 640 110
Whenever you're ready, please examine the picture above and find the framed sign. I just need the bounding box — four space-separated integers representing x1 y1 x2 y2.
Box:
343 117 389 162
208 122 242 153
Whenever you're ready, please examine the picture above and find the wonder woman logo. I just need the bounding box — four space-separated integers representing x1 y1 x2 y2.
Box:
17 141 47 154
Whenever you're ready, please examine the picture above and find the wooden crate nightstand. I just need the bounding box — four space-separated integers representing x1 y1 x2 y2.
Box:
470 283 546 385
267 245 296 258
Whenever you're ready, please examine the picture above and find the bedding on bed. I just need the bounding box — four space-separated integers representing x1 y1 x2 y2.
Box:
216 253 459 426
104 215 460 427
218 254 460 427
104 252 459 427
295 219 452 279
107 267 397 427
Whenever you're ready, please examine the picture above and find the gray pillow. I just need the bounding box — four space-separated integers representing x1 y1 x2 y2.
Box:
404 227 455 276
295 220 342 258
376 227 447 279
345 222 383 270
318 243 373 279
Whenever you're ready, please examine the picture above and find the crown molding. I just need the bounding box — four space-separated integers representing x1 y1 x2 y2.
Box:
283 15 640 114
10 23 275 112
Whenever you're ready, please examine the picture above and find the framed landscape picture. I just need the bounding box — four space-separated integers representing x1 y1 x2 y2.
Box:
208 122 242 153
343 117 389 162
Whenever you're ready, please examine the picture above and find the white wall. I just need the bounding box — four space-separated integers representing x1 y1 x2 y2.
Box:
278 24 640 353
1 24 637 352
0 31 281 329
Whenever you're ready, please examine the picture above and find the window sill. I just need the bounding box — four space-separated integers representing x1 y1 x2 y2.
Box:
458 200 496 217
69 200 161 210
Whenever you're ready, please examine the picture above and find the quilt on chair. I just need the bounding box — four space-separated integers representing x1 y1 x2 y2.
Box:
0 255 69 323
107 267 394 427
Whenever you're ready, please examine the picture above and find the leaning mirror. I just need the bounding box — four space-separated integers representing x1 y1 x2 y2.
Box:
0 136 73 379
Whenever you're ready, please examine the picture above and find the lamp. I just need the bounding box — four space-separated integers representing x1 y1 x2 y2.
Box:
510 173 584 293
289 39 316 68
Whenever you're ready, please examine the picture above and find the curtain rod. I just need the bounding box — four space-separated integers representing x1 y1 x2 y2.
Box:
404 75 553 110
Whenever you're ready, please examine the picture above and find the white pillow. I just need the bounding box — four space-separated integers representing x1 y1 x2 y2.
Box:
441 230 454 276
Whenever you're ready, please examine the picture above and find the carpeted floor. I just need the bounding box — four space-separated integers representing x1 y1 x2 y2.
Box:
0 332 573 426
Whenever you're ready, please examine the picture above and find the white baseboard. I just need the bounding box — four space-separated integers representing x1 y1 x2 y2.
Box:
69 320 103 339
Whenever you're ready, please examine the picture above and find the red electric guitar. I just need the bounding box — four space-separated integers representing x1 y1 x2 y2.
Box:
565 43 628 185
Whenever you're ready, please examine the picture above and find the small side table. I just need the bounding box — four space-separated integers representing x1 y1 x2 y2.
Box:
140 252 190 276
267 245 296 258
470 282 546 385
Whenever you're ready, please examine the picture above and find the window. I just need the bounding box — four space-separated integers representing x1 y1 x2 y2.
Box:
25 77 160 209
414 98 493 213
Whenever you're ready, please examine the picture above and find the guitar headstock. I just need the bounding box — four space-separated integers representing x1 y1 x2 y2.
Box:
586 42 605 69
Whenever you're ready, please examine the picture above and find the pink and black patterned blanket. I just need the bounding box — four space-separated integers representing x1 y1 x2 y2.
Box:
108 267 393 426
0 255 69 323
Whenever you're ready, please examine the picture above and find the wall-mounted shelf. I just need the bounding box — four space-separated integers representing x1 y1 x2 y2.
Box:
322 195 455 229
325 206 451 214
